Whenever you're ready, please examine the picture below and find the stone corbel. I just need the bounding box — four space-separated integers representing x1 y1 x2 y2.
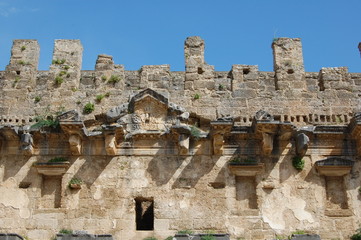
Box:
178 134 189 155
210 119 233 155
262 132 274 155
171 125 191 155
103 125 124 155
69 134 81 155
213 133 224 155
349 113 361 155
20 131 34 155
253 110 295 156
296 133 309 157
59 110 85 156
105 134 116 155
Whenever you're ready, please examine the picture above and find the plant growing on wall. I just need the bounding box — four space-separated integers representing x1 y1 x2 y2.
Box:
31 115 59 130
292 156 305 171
229 157 241 164
83 102 95 114
68 177 83 189
190 125 201 140
194 93 200 100
12 76 20 88
59 229 72 234
52 59 66 65
201 235 216 240
55 76 64 85
96 94 105 103
21 46 26 51
351 226 361 240
34 96 41 103
108 75 121 84
48 157 67 163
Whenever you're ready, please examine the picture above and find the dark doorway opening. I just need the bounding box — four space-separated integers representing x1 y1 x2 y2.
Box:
135 197 154 230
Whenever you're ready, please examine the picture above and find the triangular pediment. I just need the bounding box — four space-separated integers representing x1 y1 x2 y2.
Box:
105 88 188 133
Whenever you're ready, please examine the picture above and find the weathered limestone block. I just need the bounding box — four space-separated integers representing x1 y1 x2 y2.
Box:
213 133 224 155
178 134 189 155
95 54 114 71
231 65 259 91
50 39 83 88
69 134 82 155
5 39 39 88
272 38 305 90
184 36 205 66
94 54 118 88
318 67 353 91
139 65 171 89
105 134 116 155
171 124 191 155
20 130 34 155
106 103 128 123
350 112 361 155
184 36 214 90
262 132 273 155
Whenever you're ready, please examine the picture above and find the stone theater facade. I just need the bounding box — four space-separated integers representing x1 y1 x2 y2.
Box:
0 36 360 239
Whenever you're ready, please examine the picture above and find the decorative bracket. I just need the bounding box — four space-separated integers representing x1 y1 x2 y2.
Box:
252 110 295 156
68 134 81 155
349 112 361 155
295 133 310 157
58 110 85 156
20 126 34 155
102 125 124 156
210 119 233 155
171 124 191 155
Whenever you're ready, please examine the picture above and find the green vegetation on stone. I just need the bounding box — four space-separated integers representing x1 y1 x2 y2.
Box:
292 156 305 171
83 102 95 114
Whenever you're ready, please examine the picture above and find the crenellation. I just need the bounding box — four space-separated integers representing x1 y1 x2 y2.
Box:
272 38 305 91
4 40 40 90
0 37 361 240
184 36 215 91
318 67 354 91
50 39 83 89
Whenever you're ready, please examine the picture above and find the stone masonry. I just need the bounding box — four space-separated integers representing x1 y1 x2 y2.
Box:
0 37 361 240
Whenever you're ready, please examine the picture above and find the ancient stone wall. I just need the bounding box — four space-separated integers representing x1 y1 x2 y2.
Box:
0 37 360 240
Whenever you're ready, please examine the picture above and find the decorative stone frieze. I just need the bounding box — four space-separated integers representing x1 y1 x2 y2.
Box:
0 36 360 240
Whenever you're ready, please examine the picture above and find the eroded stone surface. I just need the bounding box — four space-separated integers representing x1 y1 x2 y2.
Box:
0 37 360 240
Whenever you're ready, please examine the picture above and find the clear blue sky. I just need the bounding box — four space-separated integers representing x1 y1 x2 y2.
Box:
0 0 360 72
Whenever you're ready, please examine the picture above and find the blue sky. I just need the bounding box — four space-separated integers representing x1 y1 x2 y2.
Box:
0 0 360 72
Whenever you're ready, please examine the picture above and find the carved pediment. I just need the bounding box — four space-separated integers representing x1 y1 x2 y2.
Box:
111 89 188 134
132 95 168 131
